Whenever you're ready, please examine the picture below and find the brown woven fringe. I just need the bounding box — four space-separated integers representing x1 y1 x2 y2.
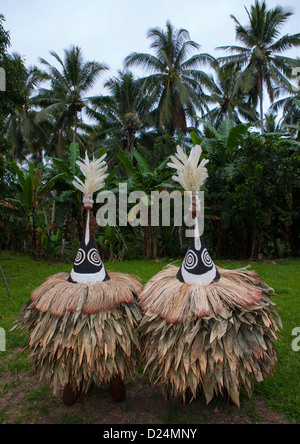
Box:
139 265 268 323
13 270 143 395
138 265 282 407
31 271 143 318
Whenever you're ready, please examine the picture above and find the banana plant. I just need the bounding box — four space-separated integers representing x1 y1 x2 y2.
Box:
2 161 66 258
97 225 127 262
192 119 252 157
116 147 173 195
191 119 252 180
116 147 174 258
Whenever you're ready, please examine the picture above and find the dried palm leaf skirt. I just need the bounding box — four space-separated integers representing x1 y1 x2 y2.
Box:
138 265 282 407
14 271 143 395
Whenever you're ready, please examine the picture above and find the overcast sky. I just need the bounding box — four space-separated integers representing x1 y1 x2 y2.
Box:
1 0 300 102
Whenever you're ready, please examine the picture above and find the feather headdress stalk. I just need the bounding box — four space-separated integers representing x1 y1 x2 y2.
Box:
73 152 108 207
167 145 209 192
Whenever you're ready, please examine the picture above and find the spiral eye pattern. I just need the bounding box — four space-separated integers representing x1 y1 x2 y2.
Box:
87 248 102 266
201 249 213 268
184 250 198 270
74 249 86 266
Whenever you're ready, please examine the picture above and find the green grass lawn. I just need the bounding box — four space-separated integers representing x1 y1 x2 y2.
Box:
0 251 299 423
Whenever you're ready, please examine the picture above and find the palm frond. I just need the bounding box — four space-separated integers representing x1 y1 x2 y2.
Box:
124 52 165 73
269 33 300 53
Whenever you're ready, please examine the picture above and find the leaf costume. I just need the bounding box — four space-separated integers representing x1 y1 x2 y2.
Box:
14 152 142 404
138 145 282 406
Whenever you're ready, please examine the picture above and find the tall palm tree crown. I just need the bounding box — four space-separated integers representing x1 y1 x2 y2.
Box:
200 56 259 129
217 0 300 135
5 63 48 162
88 71 152 152
124 21 212 135
34 46 108 157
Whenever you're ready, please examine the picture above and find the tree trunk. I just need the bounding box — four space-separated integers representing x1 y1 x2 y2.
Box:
178 226 183 254
61 239 66 257
0 265 13 300
73 110 78 143
127 128 135 152
31 213 41 260
50 189 57 236
152 227 157 259
53 118 66 233
43 207 48 226
125 126 135 169
258 72 266 142
57 118 66 159
258 232 264 260
57 130 63 159
143 226 152 259
174 104 187 135
273 235 280 257
250 224 257 260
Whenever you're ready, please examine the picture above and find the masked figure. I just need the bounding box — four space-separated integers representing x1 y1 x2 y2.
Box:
14 152 142 405
138 145 282 407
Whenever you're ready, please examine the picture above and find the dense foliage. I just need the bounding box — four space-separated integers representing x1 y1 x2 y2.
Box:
0 2 299 261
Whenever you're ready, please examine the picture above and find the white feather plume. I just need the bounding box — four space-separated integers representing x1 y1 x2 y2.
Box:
167 145 209 192
73 151 108 198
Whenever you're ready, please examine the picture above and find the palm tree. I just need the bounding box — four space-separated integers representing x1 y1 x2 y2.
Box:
116 148 173 258
0 52 32 156
87 71 152 153
263 113 285 134
217 0 300 136
34 45 108 157
124 21 212 135
2 162 65 258
199 56 259 129
271 61 300 126
0 13 10 55
5 62 50 163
